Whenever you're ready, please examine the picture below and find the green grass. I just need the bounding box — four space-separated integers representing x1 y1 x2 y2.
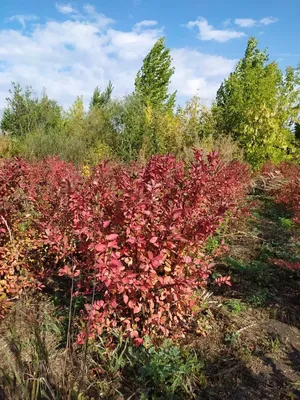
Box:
225 299 247 314
278 217 295 230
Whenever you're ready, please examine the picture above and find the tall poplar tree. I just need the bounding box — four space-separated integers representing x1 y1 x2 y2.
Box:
135 37 176 112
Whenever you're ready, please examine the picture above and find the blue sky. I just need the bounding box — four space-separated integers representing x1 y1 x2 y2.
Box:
0 0 299 110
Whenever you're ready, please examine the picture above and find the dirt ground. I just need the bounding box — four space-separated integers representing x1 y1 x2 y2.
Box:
191 193 300 399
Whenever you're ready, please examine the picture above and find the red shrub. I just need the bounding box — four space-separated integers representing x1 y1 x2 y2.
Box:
262 162 300 226
0 152 250 341
270 259 300 272
262 163 300 279
0 157 81 315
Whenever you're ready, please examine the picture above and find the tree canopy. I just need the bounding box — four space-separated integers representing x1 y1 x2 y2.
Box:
135 37 176 111
1 37 299 167
90 81 113 109
214 37 300 166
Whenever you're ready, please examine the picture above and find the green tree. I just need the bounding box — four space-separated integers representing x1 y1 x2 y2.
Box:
90 81 113 109
1 83 62 136
139 105 183 159
177 95 217 148
111 94 147 161
135 37 176 112
214 37 300 166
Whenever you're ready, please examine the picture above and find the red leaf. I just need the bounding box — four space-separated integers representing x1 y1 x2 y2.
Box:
106 234 119 241
128 300 135 309
95 243 106 252
133 304 141 314
172 210 182 221
134 337 143 347
111 259 122 268
58 265 71 276
123 294 129 304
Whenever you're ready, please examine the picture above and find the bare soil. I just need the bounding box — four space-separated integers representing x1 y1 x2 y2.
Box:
192 194 300 399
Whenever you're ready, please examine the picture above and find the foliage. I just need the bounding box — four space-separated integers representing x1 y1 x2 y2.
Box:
1 37 300 168
0 153 249 343
215 37 300 167
263 162 300 226
177 95 216 147
1 83 63 137
90 81 113 109
131 338 205 399
224 331 241 346
295 123 300 141
110 94 148 161
185 134 244 164
278 217 294 230
135 37 176 112
225 299 247 314
0 136 14 158
270 258 300 272
12 98 118 165
140 105 183 159
260 164 300 289
0 157 80 315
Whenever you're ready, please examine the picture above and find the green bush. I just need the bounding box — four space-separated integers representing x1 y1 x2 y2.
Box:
130 339 205 399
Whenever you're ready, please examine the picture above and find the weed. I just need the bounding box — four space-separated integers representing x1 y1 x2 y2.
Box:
278 217 295 230
205 236 220 254
225 257 268 282
269 336 280 353
242 344 254 360
224 331 241 346
225 257 247 272
129 339 206 399
225 299 247 314
247 289 269 307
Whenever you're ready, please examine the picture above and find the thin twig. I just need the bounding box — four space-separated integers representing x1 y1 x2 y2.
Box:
223 231 266 241
236 323 257 334
63 270 75 386
77 281 96 394
1 216 13 242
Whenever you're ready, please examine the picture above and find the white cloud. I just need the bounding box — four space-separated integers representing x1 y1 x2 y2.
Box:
260 17 278 25
81 4 115 28
0 7 236 111
83 4 96 14
106 28 162 61
171 49 236 101
186 18 245 42
55 3 77 15
134 20 158 32
5 14 39 29
234 18 256 28
234 16 278 28
222 18 231 27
